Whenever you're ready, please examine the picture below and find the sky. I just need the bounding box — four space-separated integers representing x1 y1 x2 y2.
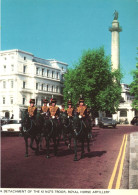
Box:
1 0 138 84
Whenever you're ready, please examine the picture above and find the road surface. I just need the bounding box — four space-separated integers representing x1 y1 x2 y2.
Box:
1 125 138 188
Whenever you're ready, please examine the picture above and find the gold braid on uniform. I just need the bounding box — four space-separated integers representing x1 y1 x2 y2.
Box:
49 106 58 117
28 106 36 116
67 108 73 117
77 106 87 117
42 106 49 112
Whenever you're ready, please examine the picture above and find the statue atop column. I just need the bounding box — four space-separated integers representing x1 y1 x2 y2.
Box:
113 10 118 20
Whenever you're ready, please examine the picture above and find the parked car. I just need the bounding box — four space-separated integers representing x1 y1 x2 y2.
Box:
99 117 117 128
131 117 138 126
1 119 21 135
0 118 10 126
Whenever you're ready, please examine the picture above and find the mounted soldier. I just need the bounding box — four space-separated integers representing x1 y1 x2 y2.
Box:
27 99 37 124
49 98 60 119
60 104 66 113
76 97 92 138
67 99 74 118
40 99 49 115
21 99 40 157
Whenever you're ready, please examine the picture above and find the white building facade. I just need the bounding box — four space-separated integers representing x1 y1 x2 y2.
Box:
0 49 68 119
113 83 135 124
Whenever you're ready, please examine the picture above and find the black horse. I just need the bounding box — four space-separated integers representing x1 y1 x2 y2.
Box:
41 112 61 158
72 112 91 161
21 111 42 157
59 112 72 149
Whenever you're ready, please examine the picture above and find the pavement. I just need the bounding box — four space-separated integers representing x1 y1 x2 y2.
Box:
129 131 138 189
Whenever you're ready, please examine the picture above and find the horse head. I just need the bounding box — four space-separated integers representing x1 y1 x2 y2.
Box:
72 112 82 136
60 112 68 125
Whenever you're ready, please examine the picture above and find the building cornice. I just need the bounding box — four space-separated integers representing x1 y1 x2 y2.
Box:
0 49 34 56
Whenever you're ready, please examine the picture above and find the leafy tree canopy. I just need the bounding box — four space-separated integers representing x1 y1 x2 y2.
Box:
130 48 138 110
63 47 122 116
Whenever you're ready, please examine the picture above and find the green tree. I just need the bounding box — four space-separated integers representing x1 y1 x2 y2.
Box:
130 49 138 110
63 47 122 116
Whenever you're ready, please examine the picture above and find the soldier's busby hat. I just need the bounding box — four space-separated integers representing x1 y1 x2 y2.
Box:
43 99 48 103
29 99 35 104
51 98 57 103
68 99 72 105
79 98 84 103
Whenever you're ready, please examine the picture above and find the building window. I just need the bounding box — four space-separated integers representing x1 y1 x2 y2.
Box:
120 110 127 117
56 86 58 93
4 57 7 60
62 67 64 71
11 80 14 88
11 65 14 71
47 70 49 77
36 67 39 75
23 65 26 73
52 86 53 92
3 97 5 104
57 72 59 79
47 85 49 91
36 83 38 90
23 81 26 89
3 81 6 88
41 84 43 91
23 98 25 105
24 57 26 60
42 68 44 76
52 71 54 78
10 97 13 104
3 65 6 72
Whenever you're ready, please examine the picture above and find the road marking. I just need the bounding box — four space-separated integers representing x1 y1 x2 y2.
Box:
115 134 128 189
108 134 126 189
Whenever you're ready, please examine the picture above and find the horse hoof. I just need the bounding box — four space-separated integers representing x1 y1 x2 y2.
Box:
81 154 84 159
46 155 50 159
68 144 71 149
25 154 28 157
74 158 78 161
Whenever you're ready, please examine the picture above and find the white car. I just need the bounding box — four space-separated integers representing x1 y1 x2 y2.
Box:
1 119 21 133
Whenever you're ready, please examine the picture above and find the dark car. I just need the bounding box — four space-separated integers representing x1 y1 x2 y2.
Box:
131 117 138 126
99 117 117 128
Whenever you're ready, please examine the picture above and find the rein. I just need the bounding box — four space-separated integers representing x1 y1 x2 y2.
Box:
64 119 71 129
48 119 54 137
23 118 33 136
76 119 83 135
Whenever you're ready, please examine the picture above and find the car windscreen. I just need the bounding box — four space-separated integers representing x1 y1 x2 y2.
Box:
7 120 20 124
102 118 112 121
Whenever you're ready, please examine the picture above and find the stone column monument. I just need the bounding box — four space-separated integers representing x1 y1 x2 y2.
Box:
109 10 122 71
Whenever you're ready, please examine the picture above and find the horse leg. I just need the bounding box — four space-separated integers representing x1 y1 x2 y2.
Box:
35 137 39 155
24 136 29 157
64 132 68 147
87 137 90 152
81 140 85 159
68 135 72 149
74 138 78 161
30 137 36 150
46 137 50 158
40 134 43 150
